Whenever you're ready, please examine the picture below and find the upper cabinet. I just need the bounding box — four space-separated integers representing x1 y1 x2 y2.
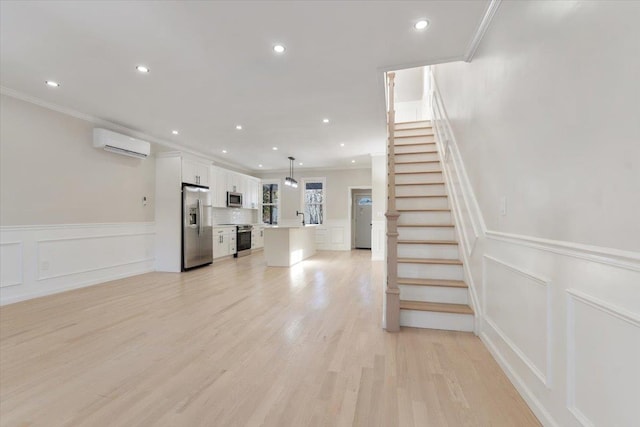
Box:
182 158 210 187
211 166 261 209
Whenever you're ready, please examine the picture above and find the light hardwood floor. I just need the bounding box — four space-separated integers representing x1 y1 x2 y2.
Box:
0 250 540 427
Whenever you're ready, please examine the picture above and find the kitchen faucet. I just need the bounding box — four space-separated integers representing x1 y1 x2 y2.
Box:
296 210 306 226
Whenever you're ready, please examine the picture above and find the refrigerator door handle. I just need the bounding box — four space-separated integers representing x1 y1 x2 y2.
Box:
197 198 201 235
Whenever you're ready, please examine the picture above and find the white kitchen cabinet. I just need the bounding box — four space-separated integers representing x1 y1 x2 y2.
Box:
213 226 236 259
211 166 260 210
245 178 260 209
212 166 228 208
182 158 210 187
251 226 265 250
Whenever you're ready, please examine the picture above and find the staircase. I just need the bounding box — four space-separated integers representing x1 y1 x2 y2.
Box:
393 120 474 332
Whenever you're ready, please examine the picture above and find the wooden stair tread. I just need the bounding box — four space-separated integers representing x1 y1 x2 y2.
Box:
398 278 467 288
395 135 434 139
394 142 436 147
397 224 455 227
395 150 439 155
395 160 440 165
395 182 445 186
395 120 432 125
400 300 474 315
395 170 442 175
397 208 450 212
398 258 463 265
398 240 458 245
395 195 447 198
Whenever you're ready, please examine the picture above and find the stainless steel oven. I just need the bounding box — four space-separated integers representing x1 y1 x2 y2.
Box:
235 225 252 257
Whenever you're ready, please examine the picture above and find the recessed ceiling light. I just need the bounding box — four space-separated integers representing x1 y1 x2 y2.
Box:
351 160 356 163
273 45 286 54
45 80 60 87
136 65 150 73
340 143 345 147
222 149 227 154
172 130 179 135
414 20 429 30
235 125 242 130
258 164 263 168
272 147 278 150
299 162 303 166
323 118 329 123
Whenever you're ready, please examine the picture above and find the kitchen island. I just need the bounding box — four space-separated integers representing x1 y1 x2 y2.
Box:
263 225 317 267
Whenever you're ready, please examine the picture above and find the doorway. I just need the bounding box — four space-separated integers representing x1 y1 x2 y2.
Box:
353 192 372 249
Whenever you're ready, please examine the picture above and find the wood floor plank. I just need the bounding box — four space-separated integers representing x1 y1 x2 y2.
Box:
0 250 539 427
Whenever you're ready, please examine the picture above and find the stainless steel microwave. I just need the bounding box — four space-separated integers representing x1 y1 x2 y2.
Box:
227 192 243 208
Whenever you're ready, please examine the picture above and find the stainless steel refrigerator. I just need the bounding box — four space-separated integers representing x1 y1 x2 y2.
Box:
182 184 213 270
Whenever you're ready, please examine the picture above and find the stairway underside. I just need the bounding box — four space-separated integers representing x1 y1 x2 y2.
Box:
393 120 474 332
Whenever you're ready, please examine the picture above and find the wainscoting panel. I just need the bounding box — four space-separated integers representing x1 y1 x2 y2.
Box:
371 220 385 261
567 290 640 427
0 223 155 305
483 255 551 387
0 241 23 288
315 220 350 251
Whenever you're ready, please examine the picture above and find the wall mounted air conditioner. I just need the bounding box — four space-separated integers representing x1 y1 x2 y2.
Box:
92 128 150 159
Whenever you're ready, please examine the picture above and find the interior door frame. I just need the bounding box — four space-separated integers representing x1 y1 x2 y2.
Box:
347 186 372 251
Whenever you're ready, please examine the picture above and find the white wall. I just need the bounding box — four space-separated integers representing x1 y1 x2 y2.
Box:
433 1 640 252
371 154 386 261
0 94 156 304
258 168 371 250
430 2 640 426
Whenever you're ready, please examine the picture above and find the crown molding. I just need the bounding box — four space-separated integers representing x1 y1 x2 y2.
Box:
464 0 502 62
0 86 252 173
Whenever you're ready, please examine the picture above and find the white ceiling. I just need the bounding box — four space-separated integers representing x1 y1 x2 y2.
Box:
0 0 490 172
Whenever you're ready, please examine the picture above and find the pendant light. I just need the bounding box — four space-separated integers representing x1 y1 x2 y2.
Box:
285 156 298 188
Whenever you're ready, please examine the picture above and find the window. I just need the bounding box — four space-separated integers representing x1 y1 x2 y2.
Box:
302 177 325 225
262 180 279 225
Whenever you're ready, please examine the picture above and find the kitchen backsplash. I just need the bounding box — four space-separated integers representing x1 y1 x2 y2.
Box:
212 208 259 225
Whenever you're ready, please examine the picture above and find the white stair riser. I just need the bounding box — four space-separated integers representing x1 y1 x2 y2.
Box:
395 121 431 130
398 227 456 240
394 152 439 162
395 162 441 173
395 144 437 154
396 184 446 197
396 197 449 210
399 285 469 305
400 310 474 332
398 244 460 260
398 263 463 281
398 211 452 225
395 135 436 145
395 128 434 137
395 172 443 184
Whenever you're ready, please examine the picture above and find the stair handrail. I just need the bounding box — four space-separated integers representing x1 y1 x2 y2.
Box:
385 72 400 332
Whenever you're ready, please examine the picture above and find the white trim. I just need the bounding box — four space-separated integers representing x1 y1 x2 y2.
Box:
300 177 327 225
1 265 155 306
0 222 155 232
480 332 560 427
565 289 639 427
483 255 553 388
260 179 282 225
486 231 640 272
0 87 251 173
463 0 502 62
0 241 23 288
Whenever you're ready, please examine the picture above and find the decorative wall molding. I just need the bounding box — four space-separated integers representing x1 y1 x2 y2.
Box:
0 222 155 305
566 289 640 427
486 231 640 272
463 0 502 62
0 241 23 288
483 255 552 388
480 332 560 427
0 88 249 173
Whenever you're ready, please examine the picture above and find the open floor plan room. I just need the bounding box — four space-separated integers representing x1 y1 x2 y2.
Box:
0 251 538 427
